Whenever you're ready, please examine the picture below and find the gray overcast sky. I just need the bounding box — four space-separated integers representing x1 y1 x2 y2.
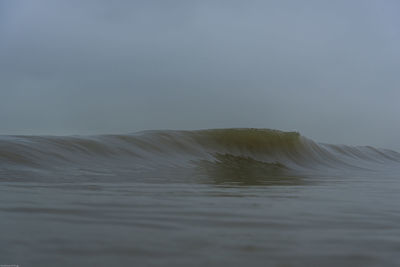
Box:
1 0 400 149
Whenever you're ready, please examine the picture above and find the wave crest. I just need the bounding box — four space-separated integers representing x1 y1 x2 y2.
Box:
1 129 399 182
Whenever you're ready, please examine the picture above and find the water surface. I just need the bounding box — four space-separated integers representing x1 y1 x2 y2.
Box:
1 129 400 266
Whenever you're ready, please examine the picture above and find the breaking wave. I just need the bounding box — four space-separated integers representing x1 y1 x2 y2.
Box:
0 128 399 184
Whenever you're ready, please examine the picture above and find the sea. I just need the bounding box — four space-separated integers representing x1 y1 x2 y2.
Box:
1 128 400 266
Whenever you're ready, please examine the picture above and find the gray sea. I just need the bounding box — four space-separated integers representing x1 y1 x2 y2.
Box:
1 129 400 266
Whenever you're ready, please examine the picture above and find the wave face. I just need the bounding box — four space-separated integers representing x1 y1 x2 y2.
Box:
1 128 399 184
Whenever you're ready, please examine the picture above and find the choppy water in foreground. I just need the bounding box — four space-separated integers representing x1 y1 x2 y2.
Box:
1 128 400 266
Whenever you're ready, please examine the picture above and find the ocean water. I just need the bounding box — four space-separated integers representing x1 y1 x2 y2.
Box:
1 128 400 266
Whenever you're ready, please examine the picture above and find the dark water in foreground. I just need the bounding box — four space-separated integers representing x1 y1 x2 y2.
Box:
1 129 400 266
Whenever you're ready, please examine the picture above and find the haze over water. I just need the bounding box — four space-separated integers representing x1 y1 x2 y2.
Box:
1 1 400 266
1 0 400 149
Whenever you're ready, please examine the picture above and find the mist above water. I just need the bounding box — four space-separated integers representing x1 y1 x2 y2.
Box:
1 1 400 149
